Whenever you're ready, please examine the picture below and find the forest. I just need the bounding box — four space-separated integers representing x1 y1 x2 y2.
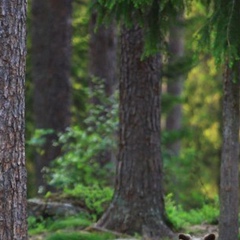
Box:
0 0 239 240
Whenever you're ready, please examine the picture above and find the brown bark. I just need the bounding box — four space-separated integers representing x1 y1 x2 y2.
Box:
0 1 28 239
96 25 173 239
218 63 239 240
31 0 72 192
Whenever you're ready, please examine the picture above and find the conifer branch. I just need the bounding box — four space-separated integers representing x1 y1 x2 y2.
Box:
226 0 235 48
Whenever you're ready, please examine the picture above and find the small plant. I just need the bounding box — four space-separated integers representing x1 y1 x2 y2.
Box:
47 125 115 188
165 194 219 230
44 81 119 189
28 216 53 235
28 214 93 236
64 184 113 219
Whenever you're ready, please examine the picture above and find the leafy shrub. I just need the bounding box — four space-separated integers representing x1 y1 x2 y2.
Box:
165 194 219 230
64 184 113 219
45 82 119 189
27 128 55 155
28 78 119 191
47 126 115 188
28 216 53 235
28 214 93 236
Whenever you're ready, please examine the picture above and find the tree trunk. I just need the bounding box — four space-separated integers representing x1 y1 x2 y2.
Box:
0 1 28 239
31 0 72 192
96 25 173 239
219 63 239 240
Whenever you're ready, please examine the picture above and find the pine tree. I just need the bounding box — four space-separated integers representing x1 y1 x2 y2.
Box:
96 24 173 238
0 1 28 239
92 1 188 238
198 1 240 239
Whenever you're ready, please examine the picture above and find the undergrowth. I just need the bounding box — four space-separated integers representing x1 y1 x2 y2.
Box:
165 194 219 230
28 214 92 236
28 193 220 238
45 232 114 240
63 184 113 219
48 216 92 231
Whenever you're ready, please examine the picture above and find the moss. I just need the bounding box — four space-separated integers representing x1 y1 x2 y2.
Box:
45 231 114 240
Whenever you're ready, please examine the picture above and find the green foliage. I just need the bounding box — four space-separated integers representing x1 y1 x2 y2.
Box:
197 0 240 64
45 79 118 189
46 232 114 240
164 148 206 208
163 55 222 208
47 126 114 188
161 93 184 115
28 216 50 235
182 57 221 204
28 214 93 236
71 0 90 123
64 185 113 219
85 76 119 135
25 1 91 197
91 0 189 56
27 128 55 154
165 194 219 230
49 216 92 231
163 54 198 80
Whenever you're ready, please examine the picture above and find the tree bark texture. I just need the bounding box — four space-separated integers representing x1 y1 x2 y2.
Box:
96 25 173 239
0 0 28 239
219 63 239 240
31 0 72 191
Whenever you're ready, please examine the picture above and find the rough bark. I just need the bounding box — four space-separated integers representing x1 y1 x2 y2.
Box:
31 0 72 192
0 1 28 239
218 63 239 240
96 25 173 239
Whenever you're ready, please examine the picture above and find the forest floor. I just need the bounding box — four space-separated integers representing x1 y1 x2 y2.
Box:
28 223 219 240
184 224 218 237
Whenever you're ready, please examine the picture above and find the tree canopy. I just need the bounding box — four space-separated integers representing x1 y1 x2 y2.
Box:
198 0 240 64
92 0 188 55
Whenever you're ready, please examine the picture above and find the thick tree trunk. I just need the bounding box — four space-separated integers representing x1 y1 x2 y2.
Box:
219 63 239 240
0 1 28 239
96 25 173 239
31 0 72 192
